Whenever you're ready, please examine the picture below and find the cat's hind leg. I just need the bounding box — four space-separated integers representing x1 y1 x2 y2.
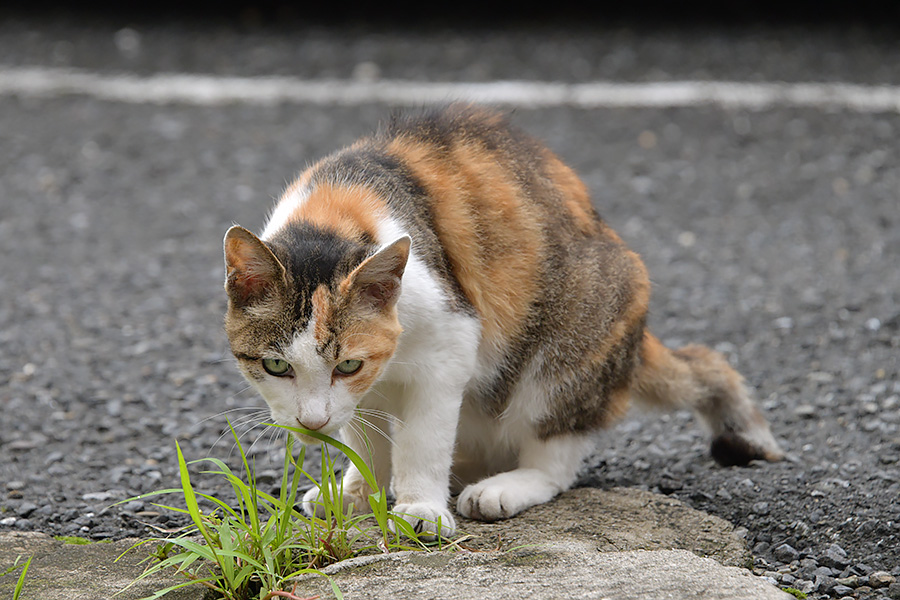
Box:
632 332 783 466
456 433 595 522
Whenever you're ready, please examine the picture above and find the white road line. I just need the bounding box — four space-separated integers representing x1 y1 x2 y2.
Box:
2 66 900 113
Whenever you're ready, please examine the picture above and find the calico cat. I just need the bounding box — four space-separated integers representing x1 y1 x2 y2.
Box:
223 104 783 537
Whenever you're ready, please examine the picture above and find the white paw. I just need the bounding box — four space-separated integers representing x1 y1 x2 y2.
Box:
457 470 559 522
390 502 456 540
301 486 327 518
301 484 368 518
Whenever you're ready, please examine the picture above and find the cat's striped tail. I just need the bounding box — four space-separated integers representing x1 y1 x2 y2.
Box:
631 332 784 466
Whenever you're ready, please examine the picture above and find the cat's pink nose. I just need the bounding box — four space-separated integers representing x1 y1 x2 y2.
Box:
296 416 329 431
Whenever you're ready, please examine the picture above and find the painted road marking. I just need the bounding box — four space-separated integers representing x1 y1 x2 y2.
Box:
1 66 899 113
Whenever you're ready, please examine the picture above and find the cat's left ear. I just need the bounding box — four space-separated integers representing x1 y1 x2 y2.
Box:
342 236 411 313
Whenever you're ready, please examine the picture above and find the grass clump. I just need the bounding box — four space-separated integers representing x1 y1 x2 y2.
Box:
119 423 440 600
782 587 808 599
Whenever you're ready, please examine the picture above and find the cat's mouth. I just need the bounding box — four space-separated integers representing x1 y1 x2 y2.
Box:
286 416 341 445
296 416 331 432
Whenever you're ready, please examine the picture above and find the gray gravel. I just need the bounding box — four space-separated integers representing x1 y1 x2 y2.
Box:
1 9 899 600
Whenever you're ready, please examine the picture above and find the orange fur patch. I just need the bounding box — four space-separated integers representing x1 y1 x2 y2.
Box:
286 182 387 243
311 285 332 345
386 137 543 348
542 151 600 236
603 386 633 426
640 331 668 370
588 251 650 366
633 331 695 411
336 317 402 395
311 279 402 396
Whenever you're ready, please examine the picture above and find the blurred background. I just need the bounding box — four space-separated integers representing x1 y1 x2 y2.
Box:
1 3 899 597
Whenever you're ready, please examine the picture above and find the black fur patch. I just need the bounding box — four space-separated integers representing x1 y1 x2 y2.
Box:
536 317 645 439
310 144 473 315
710 431 764 467
264 223 371 329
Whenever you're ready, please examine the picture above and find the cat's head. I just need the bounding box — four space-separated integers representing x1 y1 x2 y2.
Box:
222 224 409 443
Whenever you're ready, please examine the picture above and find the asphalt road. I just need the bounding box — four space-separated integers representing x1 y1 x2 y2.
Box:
1 7 899 599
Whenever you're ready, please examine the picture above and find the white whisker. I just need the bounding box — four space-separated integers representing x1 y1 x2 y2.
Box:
344 420 372 456
198 406 266 426
207 410 270 457
360 387 398 410
226 409 270 429
355 406 399 424
352 413 397 449
243 422 273 460
263 423 284 464
232 384 257 397
355 403 404 429
229 417 269 438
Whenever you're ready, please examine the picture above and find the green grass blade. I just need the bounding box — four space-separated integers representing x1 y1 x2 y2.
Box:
277 436 305 543
122 429 430 600
113 546 206 597
165 538 219 562
193 491 244 521
146 502 192 515
174 441 221 566
277 568 343 599
2 562 18 578
270 424 380 494
110 488 183 506
130 576 221 600
12 555 31 600
368 488 390 542
202 548 267 571
226 420 261 535
192 457 252 508
217 520 236 585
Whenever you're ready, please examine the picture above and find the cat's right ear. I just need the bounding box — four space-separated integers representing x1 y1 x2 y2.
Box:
224 225 287 309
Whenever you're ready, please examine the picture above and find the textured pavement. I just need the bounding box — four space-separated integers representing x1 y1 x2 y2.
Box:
1 7 898 599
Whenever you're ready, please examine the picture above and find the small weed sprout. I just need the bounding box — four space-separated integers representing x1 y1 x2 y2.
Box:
1 554 32 600
117 422 444 600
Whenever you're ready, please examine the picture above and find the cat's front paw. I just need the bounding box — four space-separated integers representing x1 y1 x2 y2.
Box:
390 502 456 540
457 471 558 522
301 485 368 518
301 465 374 518
301 486 327 518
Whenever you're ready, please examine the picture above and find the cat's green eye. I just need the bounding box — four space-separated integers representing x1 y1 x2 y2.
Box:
335 359 363 376
262 358 291 377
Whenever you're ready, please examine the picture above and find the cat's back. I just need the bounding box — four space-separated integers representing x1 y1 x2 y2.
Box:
272 104 644 352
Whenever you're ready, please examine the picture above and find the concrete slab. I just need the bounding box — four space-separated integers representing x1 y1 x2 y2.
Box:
0 531 198 600
297 545 790 600
0 487 789 599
